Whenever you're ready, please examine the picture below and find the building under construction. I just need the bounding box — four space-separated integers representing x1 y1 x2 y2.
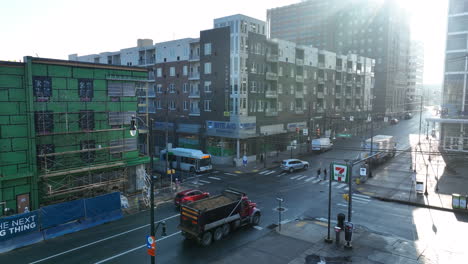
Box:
0 57 149 216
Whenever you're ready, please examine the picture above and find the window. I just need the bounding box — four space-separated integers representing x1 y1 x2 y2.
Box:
204 81 212 92
156 68 162 77
183 101 189 111
35 111 54 134
78 79 93 101
157 84 163 93
169 100 176 110
204 62 212 74
278 101 283 111
204 43 212 55
290 102 294 111
183 65 188 76
170 67 176 77
81 140 96 163
37 144 55 170
156 100 162 109
183 83 188 93
33 76 52 100
79 110 95 130
169 83 175 93
204 100 212 111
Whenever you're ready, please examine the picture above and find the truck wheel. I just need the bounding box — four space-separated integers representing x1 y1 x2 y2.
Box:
222 223 230 237
200 232 212 247
252 213 261 226
213 227 223 241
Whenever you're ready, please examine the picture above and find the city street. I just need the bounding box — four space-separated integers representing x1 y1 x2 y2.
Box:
1 111 467 264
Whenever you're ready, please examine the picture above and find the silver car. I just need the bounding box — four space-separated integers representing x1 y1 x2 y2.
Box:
281 159 309 173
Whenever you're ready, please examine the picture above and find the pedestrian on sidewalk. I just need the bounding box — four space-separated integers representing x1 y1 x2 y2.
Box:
323 168 327 181
243 155 248 167
317 168 321 179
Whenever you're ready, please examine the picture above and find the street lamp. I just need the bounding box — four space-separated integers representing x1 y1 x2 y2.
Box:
424 163 429 196
130 115 159 264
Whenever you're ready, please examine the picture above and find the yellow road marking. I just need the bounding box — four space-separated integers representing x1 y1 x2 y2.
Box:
362 191 375 196
314 221 328 227
234 171 242 174
295 221 307 227
252 169 259 172
357 187 364 191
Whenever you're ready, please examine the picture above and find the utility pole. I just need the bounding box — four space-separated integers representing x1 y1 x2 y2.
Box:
149 118 156 264
165 90 169 189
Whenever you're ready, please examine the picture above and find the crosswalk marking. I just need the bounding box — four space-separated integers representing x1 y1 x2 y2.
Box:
336 184 347 189
277 173 286 177
265 170 276 175
290 175 303 180
208 176 222 181
331 181 338 186
319 181 327 185
353 194 370 199
259 170 271 175
198 180 211 184
352 197 370 203
296 175 307 180
352 199 369 204
304 177 315 182
344 187 349 191
337 203 348 207
224 173 237 176
192 182 204 185
253 226 263 230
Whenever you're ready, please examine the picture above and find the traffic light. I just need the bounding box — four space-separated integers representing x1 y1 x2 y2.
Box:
296 127 300 134
316 128 321 137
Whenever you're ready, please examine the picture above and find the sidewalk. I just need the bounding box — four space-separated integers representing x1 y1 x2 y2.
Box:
356 135 468 214
210 219 462 264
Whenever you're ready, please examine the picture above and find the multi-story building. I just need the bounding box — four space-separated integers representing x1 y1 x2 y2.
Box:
0 57 149 215
267 0 410 115
434 0 468 153
70 14 374 165
406 40 424 111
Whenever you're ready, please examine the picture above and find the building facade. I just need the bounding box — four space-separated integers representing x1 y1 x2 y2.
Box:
406 40 424 111
0 57 149 216
70 14 374 165
434 0 468 153
267 0 410 115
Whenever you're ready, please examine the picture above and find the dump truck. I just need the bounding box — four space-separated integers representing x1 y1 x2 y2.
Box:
360 135 397 164
179 188 261 247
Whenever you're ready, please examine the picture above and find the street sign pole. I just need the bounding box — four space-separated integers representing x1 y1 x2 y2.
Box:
325 162 333 244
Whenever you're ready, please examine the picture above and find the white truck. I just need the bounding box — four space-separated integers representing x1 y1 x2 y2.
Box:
360 135 397 164
311 138 333 152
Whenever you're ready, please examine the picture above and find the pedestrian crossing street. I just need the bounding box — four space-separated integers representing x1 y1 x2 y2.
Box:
187 169 350 191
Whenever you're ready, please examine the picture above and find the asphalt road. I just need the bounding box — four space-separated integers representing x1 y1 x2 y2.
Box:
2 109 466 264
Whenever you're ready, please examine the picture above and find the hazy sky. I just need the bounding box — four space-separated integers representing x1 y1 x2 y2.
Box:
0 0 447 84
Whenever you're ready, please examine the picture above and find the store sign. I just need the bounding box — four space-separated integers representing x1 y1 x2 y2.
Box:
0 211 39 240
331 163 349 183
287 122 307 132
206 121 256 137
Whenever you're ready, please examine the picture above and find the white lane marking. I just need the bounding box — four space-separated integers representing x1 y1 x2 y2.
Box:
352 199 369 204
29 214 180 264
208 176 222 181
264 170 276 175
316 217 337 224
224 173 236 176
277 173 286 177
259 170 270 175
352 196 370 203
336 184 347 189
344 187 349 191
331 182 338 186
280 219 291 225
312 179 321 184
337 203 348 207
296 176 307 180
319 181 327 185
353 194 370 199
290 175 302 180
192 182 204 185
304 177 315 182
94 231 182 264
198 180 211 184
253 226 263 230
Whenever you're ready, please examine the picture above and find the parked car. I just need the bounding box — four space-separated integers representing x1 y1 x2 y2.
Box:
281 159 309 173
404 113 413 120
390 118 399 125
174 189 210 207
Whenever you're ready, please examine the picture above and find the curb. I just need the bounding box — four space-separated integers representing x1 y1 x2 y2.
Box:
370 195 468 214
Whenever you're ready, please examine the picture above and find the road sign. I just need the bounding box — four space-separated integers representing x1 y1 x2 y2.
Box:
384 117 388 122
146 235 156 256
331 163 349 183
303 128 308 136
360 167 367 176
350 116 354 122
336 133 352 138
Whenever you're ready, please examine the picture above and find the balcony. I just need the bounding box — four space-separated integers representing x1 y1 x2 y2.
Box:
265 90 278 98
295 108 304 114
189 90 200 98
318 62 325 68
189 54 200 61
295 58 304 66
189 72 200 80
266 54 278 62
295 90 304 98
266 72 278 81
318 77 324 84
317 92 324 99
265 110 278 117
295 75 304 82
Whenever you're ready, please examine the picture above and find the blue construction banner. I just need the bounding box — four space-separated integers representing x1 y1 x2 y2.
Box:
0 211 39 241
40 199 85 229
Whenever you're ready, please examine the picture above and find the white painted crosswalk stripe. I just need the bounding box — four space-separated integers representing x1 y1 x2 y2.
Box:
192 182 204 185
353 194 370 199
352 197 370 203
319 181 327 185
208 176 222 181
253 226 263 230
336 184 347 189
352 199 369 204
296 175 307 180
331 182 338 186
290 175 302 180
312 179 321 183
304 177 315 182
337 203 348 207
277 173 286 177
344 187 349 191
265 170 276 175
198 180 211 184
259 170 271 175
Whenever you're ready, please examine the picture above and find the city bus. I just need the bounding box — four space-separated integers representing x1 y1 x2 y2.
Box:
160 148 212 173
